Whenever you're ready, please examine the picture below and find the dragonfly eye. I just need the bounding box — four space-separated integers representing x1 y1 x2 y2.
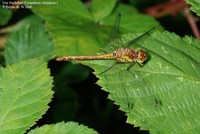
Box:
113 51 117 57
137 49 147 63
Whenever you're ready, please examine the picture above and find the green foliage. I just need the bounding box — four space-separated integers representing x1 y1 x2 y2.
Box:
28 122 98 134
90 0 116 21
0 15 42 33
0 7 11 26
186 0 200 16
83 31 200 133
0 59 53 134
1 0 200 133
4 19 53 65
26 0 157 56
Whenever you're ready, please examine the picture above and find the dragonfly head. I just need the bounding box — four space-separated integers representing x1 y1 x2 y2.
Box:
136 49 147 63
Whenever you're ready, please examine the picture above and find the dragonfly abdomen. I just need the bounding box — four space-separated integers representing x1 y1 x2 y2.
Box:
56 53 114 61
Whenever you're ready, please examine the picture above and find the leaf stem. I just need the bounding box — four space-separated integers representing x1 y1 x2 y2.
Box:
183 8 200 39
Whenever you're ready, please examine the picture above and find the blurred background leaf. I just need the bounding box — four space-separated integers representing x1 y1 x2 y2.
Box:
0 15 41 33
4 19 53 65
90 0 116 21
26 0 158 57
0 6 12 26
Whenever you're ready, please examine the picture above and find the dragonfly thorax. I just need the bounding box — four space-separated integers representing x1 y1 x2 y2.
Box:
113 48 136 62
113 48 147 63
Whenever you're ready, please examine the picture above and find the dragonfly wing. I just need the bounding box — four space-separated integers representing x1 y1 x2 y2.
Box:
108 13 121 41
125 26 156 48
102 13 121 53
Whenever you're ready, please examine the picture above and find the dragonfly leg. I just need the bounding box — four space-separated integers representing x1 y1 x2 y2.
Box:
127 63 145 84
127 69 145 85
100 48 108 54
99 62 119 75
127 62 135 71
137 62 145 67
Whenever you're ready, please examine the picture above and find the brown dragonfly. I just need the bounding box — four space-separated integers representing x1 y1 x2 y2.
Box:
56 13 155 74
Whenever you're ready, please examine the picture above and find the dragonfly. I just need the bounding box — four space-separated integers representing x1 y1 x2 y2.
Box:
56 13 155 74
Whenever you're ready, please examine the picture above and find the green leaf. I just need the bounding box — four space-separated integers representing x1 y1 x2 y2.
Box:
28 121 98 134
4 20 54 65
29 0 93 23
82 31 200 133
26 0 158 57
0 59 53 134
0 15 42 33
0 6 12 26
186 0 200 16
116 4 157 32
90 0 117 21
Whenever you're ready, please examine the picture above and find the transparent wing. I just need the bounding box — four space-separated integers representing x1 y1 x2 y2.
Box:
107 13 121 42
125 26 156 48
102 13 121 52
